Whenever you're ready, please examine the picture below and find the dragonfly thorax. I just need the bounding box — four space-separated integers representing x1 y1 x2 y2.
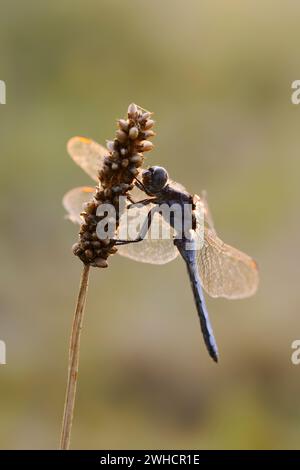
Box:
142 166 169 194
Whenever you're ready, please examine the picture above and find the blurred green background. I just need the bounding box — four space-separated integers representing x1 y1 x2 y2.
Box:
0 0 300 450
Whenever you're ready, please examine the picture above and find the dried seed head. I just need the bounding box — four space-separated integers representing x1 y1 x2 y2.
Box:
69 103 155 268
128 103 138 118
129 126 139 140
118 119 129 132
144 119 155 130
116 129 128 143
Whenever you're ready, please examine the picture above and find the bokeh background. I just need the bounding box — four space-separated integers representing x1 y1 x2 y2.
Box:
0 0 300 450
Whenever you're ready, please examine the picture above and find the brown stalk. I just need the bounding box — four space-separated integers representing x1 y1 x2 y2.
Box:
60 263 90 450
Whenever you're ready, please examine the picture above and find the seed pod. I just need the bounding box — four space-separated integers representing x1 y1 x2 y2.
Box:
143 130 156 139
120 148 128 156
118 119 129 132
129 167 139 176
84 201 96 213
130 154 143 164
112 185 120 193
84 249 94 259
106 140 115 152
111 150 119 160
101 238 111 246
111 162 119 170
128 103 138 118
72 243 81 255
129 126 139 140
80 224 88 233
121 158 129 167
108 247 118 255
140 140 154 152
104 188 112 198
144 119 155 130
92 240 101 248
116 129 127 143
142 112 151 120
94 257 108 268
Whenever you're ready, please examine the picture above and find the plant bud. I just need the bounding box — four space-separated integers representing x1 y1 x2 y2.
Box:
118 119 129 132
106 140 115 152
129 167 139 176
129 126 139 140
111 150 119 160
116 129 127 143
128 103 138 118
84 249 94 259
94 257 108 268
141 112 151 121
121 158 129 167
143 130 156 139
144 119 155 130
130 154 143 164
140 140 154 152
72 243 81 255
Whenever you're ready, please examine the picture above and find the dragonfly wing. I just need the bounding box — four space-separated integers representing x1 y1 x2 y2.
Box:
117 202 179 265
194 192 216 233
197 228 259 299
63 186 95 224
67 136 108 182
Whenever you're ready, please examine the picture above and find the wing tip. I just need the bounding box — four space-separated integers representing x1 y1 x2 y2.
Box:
67 136 92 154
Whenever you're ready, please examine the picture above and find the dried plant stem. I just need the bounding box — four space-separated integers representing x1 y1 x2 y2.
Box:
60 263 90 450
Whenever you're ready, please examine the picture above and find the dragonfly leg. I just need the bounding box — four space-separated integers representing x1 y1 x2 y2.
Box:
134 177 153 196
127 198 157 209
114 205 158 245
126 194 136 205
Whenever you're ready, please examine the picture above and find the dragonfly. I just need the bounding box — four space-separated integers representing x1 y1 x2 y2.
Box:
63 136 259 362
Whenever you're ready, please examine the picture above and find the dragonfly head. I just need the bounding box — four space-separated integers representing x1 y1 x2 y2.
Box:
142 166 169 194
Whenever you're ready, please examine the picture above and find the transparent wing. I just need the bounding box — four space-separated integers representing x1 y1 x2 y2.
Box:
200 190 216 233
117 201 179 265
197 227 259 299
67 136 108 182
62 186 95 224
